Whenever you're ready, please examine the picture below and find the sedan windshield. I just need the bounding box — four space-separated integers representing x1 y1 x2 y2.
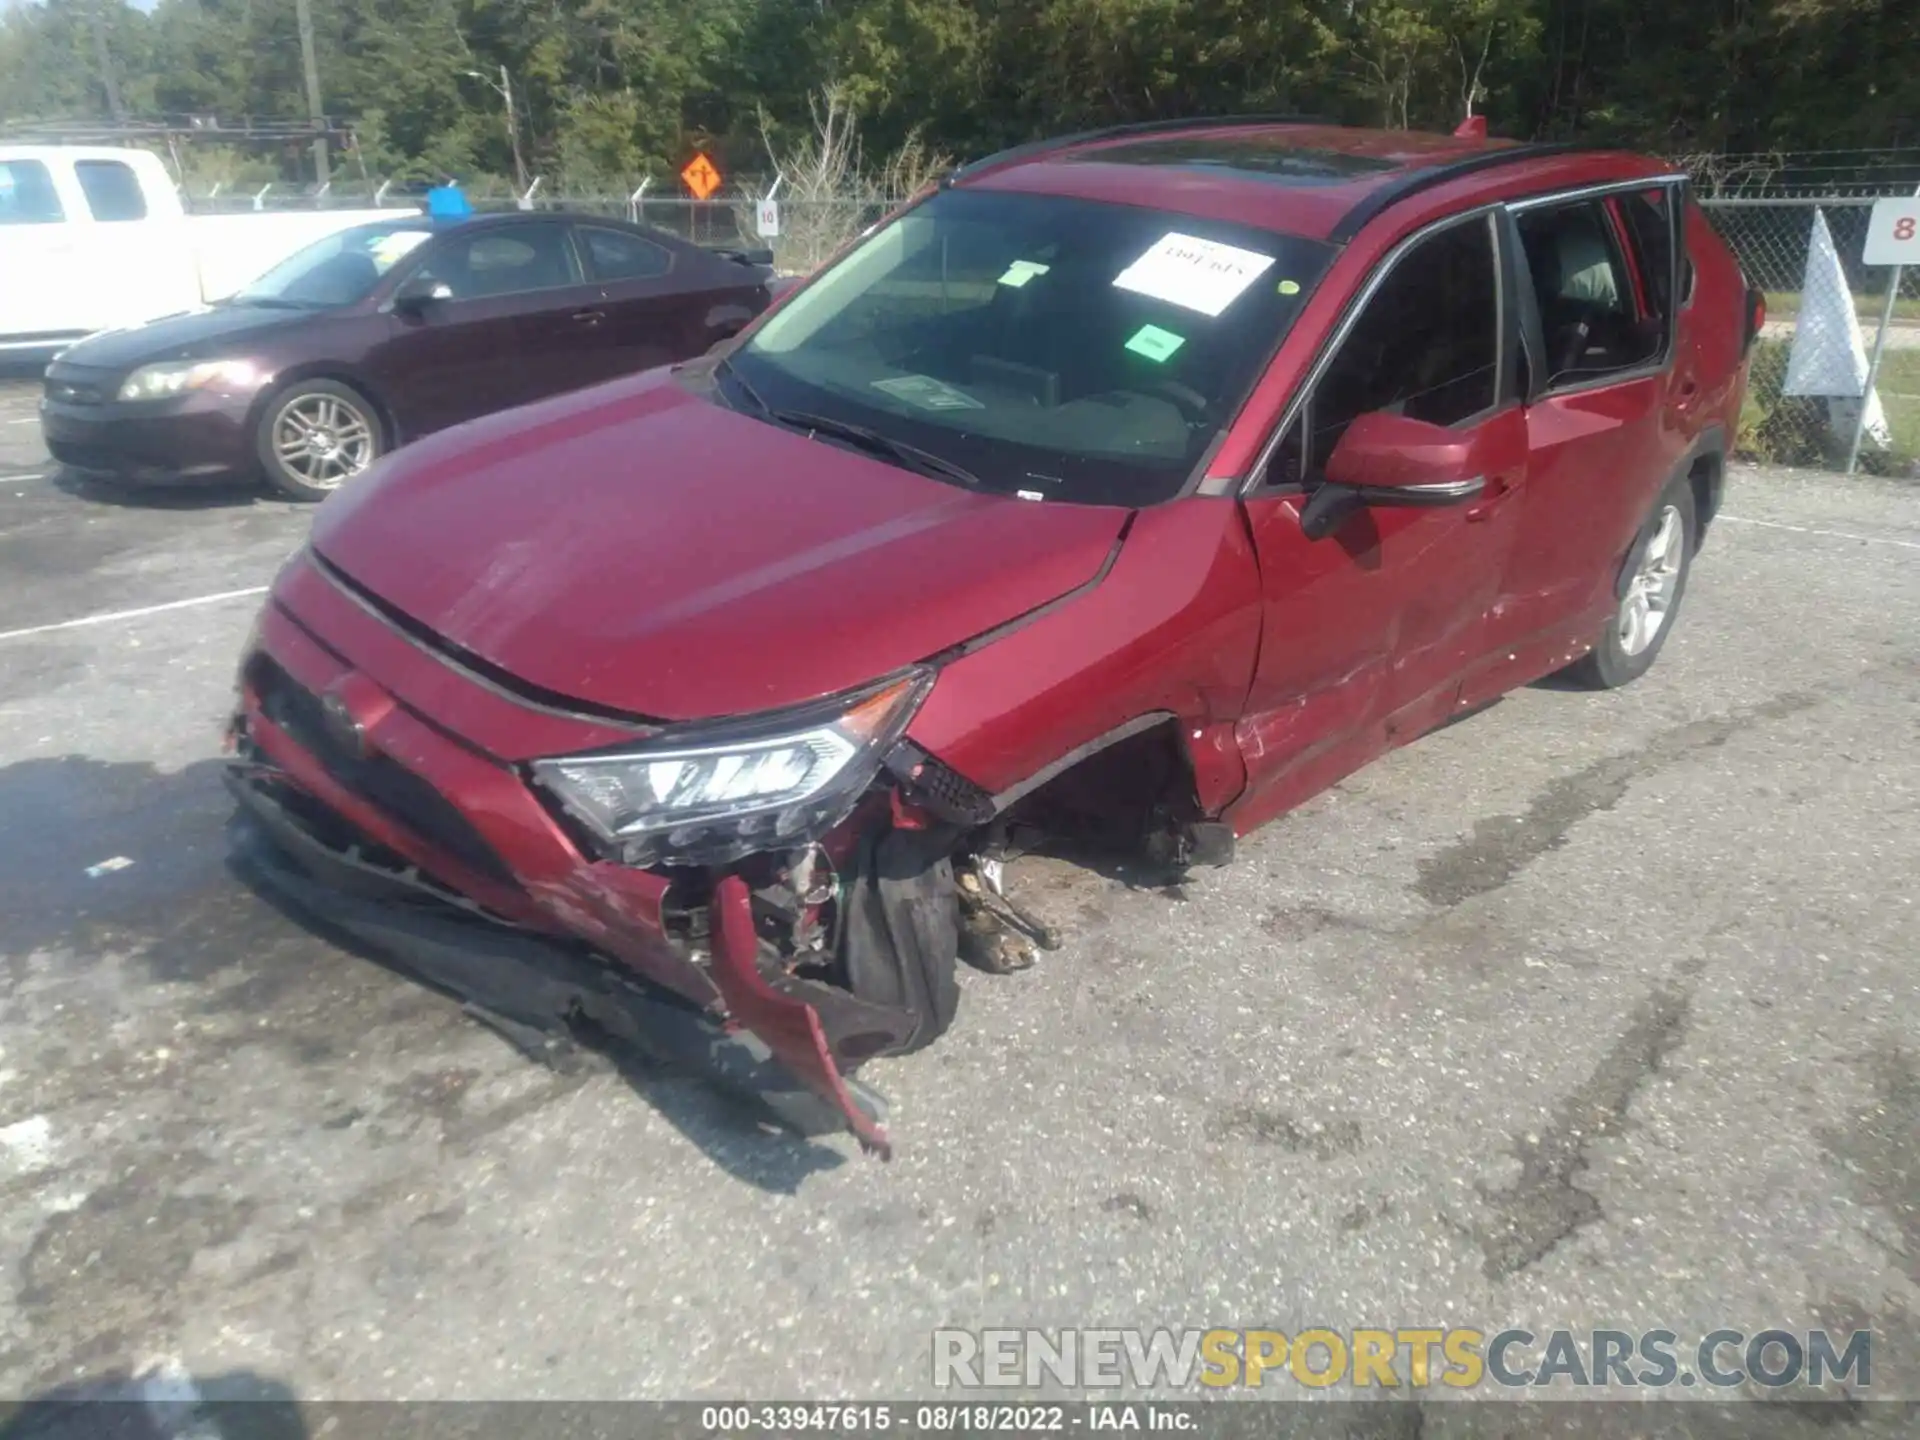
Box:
730 189 1335 505
231 221 435 309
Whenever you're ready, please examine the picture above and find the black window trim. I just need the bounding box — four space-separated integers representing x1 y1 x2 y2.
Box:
575 221 677 283
1240 205 1508 497
1505 175 1688 402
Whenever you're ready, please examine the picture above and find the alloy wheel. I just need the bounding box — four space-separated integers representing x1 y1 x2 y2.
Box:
272 391 376 490
1618 504 1684 657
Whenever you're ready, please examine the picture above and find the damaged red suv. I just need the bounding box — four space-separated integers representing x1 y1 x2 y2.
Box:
226 119 1760 1155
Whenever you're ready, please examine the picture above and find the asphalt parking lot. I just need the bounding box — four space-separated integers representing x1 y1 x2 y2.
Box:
0 372 1915 1425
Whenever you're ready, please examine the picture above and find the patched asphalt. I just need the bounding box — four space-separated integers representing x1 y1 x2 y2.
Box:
0 375 1915 1426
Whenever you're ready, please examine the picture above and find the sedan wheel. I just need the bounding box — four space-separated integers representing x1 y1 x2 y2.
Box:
257 380 384 502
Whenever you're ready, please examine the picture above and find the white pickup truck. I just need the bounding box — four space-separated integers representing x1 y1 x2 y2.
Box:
0 144 414 358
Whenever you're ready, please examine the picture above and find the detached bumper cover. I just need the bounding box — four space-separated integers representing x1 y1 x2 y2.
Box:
228 773 889 1145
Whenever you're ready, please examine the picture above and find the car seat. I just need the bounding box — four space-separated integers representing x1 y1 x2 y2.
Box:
1525 224 1598 380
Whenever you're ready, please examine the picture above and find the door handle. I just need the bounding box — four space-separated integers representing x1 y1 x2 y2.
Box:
570 308 605 325
1464 476 1513 523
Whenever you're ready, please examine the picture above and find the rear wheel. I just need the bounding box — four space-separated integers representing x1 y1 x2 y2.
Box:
1561 475 1696 689
256 379 384 502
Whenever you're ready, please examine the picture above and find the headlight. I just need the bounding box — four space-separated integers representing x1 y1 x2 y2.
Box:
530 668 935 867
117 359 263 402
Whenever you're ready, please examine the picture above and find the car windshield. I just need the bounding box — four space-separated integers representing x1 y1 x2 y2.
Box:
231 221 435 309
730 189 1335 505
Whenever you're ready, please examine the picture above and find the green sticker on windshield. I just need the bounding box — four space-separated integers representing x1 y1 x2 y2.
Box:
998 259 1051 288
1124 323 1186 363
1277 278 1301 296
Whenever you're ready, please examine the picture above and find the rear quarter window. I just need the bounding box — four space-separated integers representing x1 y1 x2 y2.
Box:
0 160 65 225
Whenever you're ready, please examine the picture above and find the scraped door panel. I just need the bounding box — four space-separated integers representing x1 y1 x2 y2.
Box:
1227 211 1519 836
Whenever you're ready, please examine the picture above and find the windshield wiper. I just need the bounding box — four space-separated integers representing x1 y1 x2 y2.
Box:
715 354 769 414
771 409 983 489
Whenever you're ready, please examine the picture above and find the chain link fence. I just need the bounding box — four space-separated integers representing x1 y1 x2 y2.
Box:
500 194 899 272
1701 197 1920 475
180 180 896 272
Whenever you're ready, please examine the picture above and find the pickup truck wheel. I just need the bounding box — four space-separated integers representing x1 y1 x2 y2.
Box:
839 828 961 1058
257 380 384 502
1561 474 1696 689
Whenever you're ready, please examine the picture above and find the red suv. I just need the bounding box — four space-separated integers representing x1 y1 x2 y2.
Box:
226 119 1760 1155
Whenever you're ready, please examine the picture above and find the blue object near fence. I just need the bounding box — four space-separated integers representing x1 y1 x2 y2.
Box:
426 183 473 219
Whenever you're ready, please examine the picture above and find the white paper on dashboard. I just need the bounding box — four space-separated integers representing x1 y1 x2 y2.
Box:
1111 233 1276 317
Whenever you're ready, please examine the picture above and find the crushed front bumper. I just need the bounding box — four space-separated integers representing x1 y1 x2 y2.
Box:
227 774 887 1143
227 552 897 1154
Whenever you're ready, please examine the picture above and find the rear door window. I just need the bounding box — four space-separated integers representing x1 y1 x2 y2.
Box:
0 160 65 224
74 160 147 221
1514 197 1670 388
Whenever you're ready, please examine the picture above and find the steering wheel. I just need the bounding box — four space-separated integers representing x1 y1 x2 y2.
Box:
1142 379 1212 423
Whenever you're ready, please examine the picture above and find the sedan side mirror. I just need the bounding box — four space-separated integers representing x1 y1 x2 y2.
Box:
393 276 454 313
1301 410 1490 540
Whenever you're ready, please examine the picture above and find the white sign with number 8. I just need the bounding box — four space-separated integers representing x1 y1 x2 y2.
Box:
1863 198 1920 267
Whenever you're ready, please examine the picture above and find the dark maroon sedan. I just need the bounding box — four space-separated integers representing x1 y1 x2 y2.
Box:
40 213 777 500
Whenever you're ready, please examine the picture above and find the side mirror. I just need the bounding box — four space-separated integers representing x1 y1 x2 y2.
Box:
393 275 453 313
1302 410 1489 540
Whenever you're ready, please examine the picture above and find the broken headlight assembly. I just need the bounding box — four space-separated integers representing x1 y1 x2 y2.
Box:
529 668 935 868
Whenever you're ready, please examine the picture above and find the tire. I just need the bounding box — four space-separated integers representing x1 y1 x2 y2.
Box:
839 828 961 1058
1561 473 1697 690
255 378 385 502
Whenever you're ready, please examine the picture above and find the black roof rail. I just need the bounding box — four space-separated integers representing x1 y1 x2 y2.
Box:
943 113 1335 186
1326 141 1610 243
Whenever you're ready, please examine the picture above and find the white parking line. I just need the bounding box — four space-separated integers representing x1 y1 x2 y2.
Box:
0 586 268 643
3 416 39 425
1717 513 1920 552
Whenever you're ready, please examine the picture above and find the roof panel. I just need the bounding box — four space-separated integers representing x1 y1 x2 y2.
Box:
960 122 1532 241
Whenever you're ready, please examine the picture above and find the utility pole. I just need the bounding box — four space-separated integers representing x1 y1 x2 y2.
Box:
465 66 527 191
294 0 330 187
89 0 124 122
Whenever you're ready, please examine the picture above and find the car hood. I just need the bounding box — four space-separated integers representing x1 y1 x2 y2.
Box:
57 304 306 369
310 371 1131 722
